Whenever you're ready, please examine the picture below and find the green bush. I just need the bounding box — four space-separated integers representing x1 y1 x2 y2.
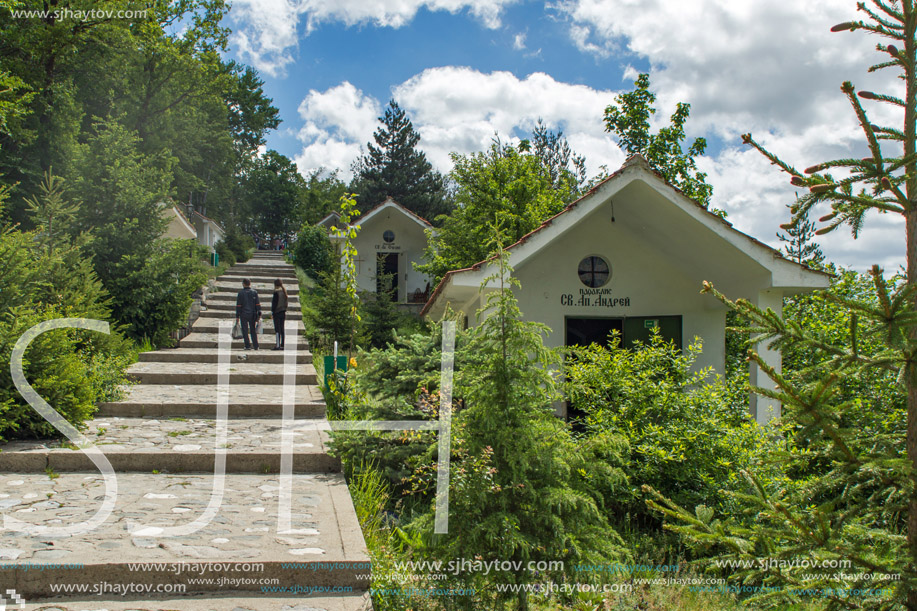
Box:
0 189 135 441
565 331 770 529
0 306 100 440
292 224 333 280
110 238 210 347
306 263 362 352
329 322 472 513
221 225 254 263
214 240 237 267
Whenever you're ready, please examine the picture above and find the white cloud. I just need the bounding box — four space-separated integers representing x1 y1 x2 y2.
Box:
394 67 617 174
229 0 520 76
553 0 907 269
293 68 624 184
294 82 382 180
513 32 527 50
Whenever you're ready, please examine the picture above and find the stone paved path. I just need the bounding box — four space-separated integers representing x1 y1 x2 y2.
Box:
1 252 372 611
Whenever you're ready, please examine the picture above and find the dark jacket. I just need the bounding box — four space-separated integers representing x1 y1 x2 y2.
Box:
272 289 288 314
236 287 261 319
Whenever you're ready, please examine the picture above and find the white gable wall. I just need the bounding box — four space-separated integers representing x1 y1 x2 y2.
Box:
352 205 432 301
514 196 733 374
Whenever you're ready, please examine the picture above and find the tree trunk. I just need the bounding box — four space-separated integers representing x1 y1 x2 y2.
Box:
907 204 917 610
904 3 916 605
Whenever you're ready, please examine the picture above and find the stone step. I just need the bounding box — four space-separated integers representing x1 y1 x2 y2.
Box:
223 265 297 273
126 361 317 385
213 283 300 295
224 267 296 276
0 471 370 598
198 308 304 320
98 383 325 419
139 348 312 364
191 319 305 335
234 259 292 266
180 333 304 350
203 301 302 311
19 594 373 611
0 418 339 473
205 293 301 304
216 282 300 293
217 269 298 286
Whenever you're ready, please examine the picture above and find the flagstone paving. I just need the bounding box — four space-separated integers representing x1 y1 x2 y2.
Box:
1 252 371 610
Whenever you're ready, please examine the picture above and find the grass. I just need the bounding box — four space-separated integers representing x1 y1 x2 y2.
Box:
166 430 192 437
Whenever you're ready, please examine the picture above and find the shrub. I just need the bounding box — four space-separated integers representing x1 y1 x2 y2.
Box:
361 290 401 349
292 223 333 280
110 238 210 346
214 240 237 267
565 331 770 529
221 225 254 263
0 307 96 440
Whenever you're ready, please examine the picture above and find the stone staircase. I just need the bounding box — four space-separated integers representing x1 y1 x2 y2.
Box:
0 251 372 611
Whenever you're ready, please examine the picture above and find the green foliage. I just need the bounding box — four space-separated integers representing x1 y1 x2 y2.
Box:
214 239 237 267
56 119 215 345
777 202 824 267
604 73 716 213
300 169 347 225
307 263 360 352
69 117 173 267
111 239 211 346
646 273 911 609
412 251 630 610
519 118 588 194
0 305 97 440
330 321 471 514
649 3 917 607
24 170 78 255
417 139 573 283
221 225 254 263
0 215 132 440
351 100 450 221
244 150 306 239
292 223 333 280
331 194 362 353
565 332 769 529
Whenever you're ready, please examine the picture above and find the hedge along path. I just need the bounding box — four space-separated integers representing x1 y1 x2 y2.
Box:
0 251 372 611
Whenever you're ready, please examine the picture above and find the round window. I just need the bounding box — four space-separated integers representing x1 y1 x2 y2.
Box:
383 230 395 243
578 256 610 288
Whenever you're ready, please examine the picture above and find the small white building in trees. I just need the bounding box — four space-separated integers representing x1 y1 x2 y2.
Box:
316 211 342 231
191 210 224 251
161 202 197 241
421 155 831 424
337 198 435 305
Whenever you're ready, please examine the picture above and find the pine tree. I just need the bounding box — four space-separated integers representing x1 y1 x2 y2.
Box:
520 118 587 197
646 3 917 607
351 100 450 221
23 170 78 255
777 199 825 267
417 246 629 610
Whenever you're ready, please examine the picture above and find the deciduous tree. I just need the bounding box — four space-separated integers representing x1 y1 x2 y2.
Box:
604 73 717 212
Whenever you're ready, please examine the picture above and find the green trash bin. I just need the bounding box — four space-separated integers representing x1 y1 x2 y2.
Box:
323 355 348 388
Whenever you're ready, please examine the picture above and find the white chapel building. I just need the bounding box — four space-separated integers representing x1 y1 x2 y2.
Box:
421 155 830 424
332 198 435 305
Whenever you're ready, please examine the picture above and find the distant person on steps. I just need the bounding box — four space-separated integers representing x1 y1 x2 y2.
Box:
235 278 262 350
271 279 288 350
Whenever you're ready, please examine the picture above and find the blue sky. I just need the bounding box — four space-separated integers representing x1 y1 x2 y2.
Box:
224 0 905 270
258 3 647 159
